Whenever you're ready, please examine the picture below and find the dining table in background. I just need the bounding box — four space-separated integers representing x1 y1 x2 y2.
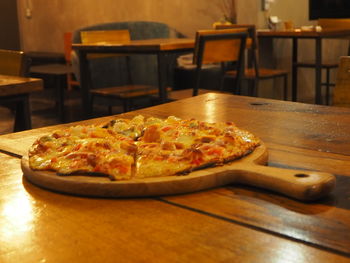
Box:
72 38 195 119
0 74 43 131
0 93 349 262
258 28 350 104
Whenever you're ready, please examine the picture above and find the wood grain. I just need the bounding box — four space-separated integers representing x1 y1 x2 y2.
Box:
1 152 349 262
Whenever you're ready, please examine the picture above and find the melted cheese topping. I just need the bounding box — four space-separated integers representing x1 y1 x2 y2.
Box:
29 116 261 180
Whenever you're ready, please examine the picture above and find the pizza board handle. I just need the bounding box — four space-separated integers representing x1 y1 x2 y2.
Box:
229 164 336 201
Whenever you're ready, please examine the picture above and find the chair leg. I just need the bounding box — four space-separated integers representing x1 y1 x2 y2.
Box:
325 68 330 105
123 99 130 112
126 56 133 84
219 63 226 91
14 95 31 132
193 65 202 96
283 74 288 101
55 75 65 122
235 78 242 95
108 106 113 115
89 94 95 116
252 78 259 97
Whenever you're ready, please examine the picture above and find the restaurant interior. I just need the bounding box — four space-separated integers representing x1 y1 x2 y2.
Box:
1 0 350 262
1 0 350 133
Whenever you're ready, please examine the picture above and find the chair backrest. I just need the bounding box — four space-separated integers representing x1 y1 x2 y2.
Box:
214 24 259 74
0 49 28 77
63 32 80 89
80 30 131 44
333 56 350 107
192 29 247 95
64 32 73 63
193 29 247 65
214 24 256 50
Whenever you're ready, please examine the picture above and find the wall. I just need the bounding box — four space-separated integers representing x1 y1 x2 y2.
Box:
16 0 349 103
0 0 20 50
17 0 231 52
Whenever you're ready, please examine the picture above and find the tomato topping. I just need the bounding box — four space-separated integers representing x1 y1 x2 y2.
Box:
90 133 98 138
191 158 203 165
154 155 165 161
161 126 172 132
207 147 223 156
118 165 129 174
73 144 82 151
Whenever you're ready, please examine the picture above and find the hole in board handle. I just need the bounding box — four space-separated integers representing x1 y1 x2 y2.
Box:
294 173 309 178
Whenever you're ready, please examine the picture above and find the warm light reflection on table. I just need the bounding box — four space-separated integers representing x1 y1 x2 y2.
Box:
203 93 220 123
270 241 309 263
1 192 34 239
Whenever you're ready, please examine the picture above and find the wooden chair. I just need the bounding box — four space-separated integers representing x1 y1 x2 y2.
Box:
80 30 162 114
215 24 289 100
333 56 350 107
296 18 350 105
64 32 79 90
0 49 29 76
169 29 247 101
0 49 33 131
80 30 130 45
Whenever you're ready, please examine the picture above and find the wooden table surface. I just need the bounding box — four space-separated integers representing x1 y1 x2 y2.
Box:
0 75 43 96
1 93 350 262
257 28 350 38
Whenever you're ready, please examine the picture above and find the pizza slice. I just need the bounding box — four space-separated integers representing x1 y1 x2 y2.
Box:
134 116 260 178
135 141 193 178
29 126 137 180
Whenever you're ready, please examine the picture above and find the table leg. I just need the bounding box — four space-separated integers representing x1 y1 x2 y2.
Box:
14 94 31 132
157 52 168 102
77 51 92 119
315 38 322 104
54 75 65 123
292 37 298 102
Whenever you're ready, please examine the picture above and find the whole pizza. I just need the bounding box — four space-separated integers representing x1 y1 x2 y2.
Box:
28 115 261 181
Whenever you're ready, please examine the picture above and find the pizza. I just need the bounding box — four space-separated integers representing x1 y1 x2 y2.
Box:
28 115 260 181
28 126 136 180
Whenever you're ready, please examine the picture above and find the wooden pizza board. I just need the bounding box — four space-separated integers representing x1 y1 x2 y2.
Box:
21 144 336 201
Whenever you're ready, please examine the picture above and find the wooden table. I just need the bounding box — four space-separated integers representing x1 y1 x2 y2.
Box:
0 93 350 262
0 74 43 131
72 38 194 119
258 28 350 104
